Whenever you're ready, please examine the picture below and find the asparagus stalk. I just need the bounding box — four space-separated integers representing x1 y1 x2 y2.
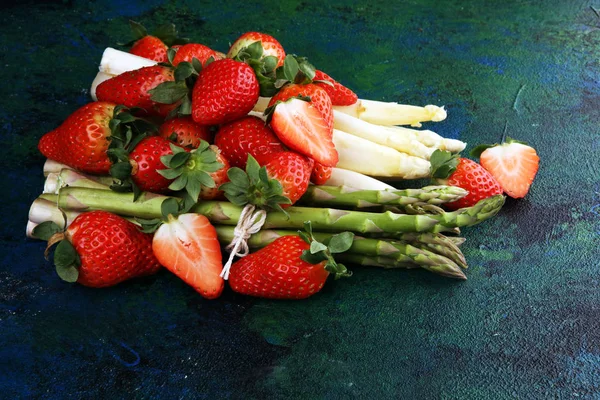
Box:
383 125 466 154
324 168 396 190
28 198 82 228
337 254 466 280
333 100 447 127
44 169 111 194
214 226 467 279
38 187 504 234
299 185 467 209
333 110 435 159
333 129 431 179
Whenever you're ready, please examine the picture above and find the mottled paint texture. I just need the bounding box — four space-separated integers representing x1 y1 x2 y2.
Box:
1 0 599 398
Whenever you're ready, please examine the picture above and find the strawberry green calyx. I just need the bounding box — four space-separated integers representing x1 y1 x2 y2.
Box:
148 57 201 117
429 149 460 179
32 221 80 283
106 106 158 198
275 54 317 87
158 141 224 202
469 137 529 159
298 221 353 279
219 155 291 213
120 20 189 47
233 41 280 97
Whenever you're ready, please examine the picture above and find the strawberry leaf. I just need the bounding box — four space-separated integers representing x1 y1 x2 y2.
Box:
191 57 203 73
430 150 460 179
174 62 196 81
328 231 354 254
161 197 181 218
310 241 328 254
149 81 189 104
54 239 80 274
32 221 63 241
167 47 177 64
128 20 147 41
283 55 300 82
55 264 79 283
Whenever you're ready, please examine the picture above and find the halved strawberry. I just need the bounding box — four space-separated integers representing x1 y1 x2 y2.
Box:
152 213 224 299
267 98 338 167
477 138 540 198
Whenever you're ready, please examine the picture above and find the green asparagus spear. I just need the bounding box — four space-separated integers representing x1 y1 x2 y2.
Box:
299 185 467 208
39 188 504 234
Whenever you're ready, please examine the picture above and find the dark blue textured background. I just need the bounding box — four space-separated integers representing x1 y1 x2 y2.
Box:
1 1 600 398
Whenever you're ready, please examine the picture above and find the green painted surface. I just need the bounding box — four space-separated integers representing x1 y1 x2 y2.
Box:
1 0 599 398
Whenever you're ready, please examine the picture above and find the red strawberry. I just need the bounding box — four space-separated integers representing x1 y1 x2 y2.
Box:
227 31 286 67
200 146 230 200
158 116 212 148
43 210 161 288
268 97 338 167
152 213 224 299
262 151 312 206
269 83 333 133
430 150 503 210
214 116 285 169
310 161 333 185
96 65 179 118
130 35 168 62
191 58 259 125
127 136 180 193
38 102 117 175
172 43 224 67
126 20 186 63
228 227 352 300
478 139 540 199
313 70 358 106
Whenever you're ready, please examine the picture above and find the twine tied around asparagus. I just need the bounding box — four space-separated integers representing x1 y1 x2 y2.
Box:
220 204 267 280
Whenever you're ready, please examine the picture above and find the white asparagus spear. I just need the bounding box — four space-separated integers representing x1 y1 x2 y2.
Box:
383 125 466 153
324 168 396 190
333 110 434 159
332 129 430 179
333 100 447 127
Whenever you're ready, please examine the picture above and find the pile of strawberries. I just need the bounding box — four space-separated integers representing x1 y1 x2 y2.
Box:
34 22 540 300
36 24 361 300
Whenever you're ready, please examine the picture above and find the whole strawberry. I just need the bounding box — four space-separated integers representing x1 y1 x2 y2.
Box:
199 146 230 200
313 70 358 106
96 65 179 117
128 136 179 193
38 102 116 175
214 116 285 169
125 20 188 63
37 210 161 287
261 151 312 206
310 161 333 185
172 43 225 67
430 150 503 210
158 116 213 148
227 31 286 67
191 58 259 125
228 224 353 300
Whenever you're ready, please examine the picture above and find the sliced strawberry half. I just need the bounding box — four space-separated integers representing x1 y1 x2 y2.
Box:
477 138 539 199
152 213 224 299
268 98 338 167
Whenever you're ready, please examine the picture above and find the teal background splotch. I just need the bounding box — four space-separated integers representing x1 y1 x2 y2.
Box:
1 0 600 398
